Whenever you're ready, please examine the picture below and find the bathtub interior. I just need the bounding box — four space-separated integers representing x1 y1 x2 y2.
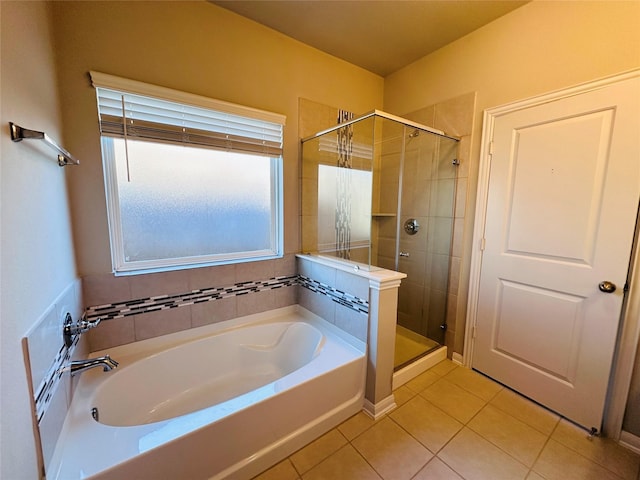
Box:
94 321 326 426
48 305 367 480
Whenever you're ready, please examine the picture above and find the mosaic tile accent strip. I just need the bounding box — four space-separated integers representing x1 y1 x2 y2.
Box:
298 275 368 315
34 335 78 425
335 109 354 260
84 274 369 322
84 275 299 321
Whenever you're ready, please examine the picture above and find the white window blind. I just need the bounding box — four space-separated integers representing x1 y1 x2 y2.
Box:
90 71 285 157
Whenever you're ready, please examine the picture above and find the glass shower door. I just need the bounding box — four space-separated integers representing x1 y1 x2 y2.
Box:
394 129 458 369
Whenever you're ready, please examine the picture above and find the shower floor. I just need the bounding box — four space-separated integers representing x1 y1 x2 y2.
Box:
394 325 440 370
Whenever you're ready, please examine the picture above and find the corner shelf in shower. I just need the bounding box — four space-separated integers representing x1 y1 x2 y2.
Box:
372 213 396 217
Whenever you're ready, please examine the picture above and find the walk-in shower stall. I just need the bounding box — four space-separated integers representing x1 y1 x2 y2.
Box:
301 110 459 370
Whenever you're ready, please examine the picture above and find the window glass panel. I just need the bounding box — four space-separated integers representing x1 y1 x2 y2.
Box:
111 138 274 264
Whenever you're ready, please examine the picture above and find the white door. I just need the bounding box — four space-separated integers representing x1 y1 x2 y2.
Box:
470 72 640 431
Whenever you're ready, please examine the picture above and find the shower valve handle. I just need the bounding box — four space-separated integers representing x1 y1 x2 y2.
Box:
404 218 420 235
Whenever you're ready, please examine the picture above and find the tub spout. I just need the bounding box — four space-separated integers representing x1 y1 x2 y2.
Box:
70 355 119 377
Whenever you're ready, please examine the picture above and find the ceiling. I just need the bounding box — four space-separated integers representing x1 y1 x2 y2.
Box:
211 1 528 77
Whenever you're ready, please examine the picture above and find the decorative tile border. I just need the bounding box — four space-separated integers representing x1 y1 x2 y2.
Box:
298 275 369 315
84 275 299 321
84 274 369 321
34 335 78 424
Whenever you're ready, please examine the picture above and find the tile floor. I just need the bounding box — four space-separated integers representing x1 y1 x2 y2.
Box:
253 360 640 480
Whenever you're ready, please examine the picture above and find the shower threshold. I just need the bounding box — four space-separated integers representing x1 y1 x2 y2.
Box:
394 343 443 372
394 324 440 370
392 345 448 390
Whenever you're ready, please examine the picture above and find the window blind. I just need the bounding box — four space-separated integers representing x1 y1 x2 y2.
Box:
91 72 284 157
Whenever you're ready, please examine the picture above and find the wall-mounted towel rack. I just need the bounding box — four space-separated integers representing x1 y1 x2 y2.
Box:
9 122 80 166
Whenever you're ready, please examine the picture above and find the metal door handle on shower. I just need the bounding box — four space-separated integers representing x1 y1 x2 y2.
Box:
399 252 410 257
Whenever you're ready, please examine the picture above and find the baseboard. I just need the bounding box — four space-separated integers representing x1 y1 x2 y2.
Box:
363 396 397 420
452 352 463 365
619 430 640 455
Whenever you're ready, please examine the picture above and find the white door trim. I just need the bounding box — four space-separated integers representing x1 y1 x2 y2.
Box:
606 218 640 438
464 68 640 438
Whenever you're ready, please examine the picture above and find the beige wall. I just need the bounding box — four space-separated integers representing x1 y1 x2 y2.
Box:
50 1 384 276
1 2 78 479
384 0 640 358
385 1 640 115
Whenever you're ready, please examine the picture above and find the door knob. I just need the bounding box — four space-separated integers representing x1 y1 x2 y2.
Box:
598 281 617 293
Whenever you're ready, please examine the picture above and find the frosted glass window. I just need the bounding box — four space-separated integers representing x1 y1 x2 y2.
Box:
117 137 274 254
102 137 281 273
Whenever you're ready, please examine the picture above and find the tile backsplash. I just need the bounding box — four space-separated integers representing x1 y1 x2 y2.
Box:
83 255 299 351
21 278 85 477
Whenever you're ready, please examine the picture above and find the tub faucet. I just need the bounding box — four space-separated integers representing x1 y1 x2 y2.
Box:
69 355 119 377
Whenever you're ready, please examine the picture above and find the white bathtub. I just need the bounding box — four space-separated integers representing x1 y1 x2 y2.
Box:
48 305 366 480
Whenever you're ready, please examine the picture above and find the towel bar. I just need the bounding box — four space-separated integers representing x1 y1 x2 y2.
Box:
9 122 80 166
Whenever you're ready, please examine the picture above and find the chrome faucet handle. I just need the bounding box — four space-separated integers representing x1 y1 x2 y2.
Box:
63 313 101 348
75 317 101 333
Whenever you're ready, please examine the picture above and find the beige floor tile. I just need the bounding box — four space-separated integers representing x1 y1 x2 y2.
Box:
392 384 416 407
533 439 621 480
525 472 546 480
290 429 348 474
443 367 502 401
302 444 382 480
252 458 300 480
413 457 464 479
467 404 548 467
352 417 433 479
421 378 487 424
430 359 458 377
338 411 378 441
405 369 441 394
390 395 463 453
439 428 529 480
489 388 560 435
551 419 640 479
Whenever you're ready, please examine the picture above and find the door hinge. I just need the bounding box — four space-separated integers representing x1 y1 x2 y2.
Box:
480 238 486 251
472 324 477 339
488 140 494 155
